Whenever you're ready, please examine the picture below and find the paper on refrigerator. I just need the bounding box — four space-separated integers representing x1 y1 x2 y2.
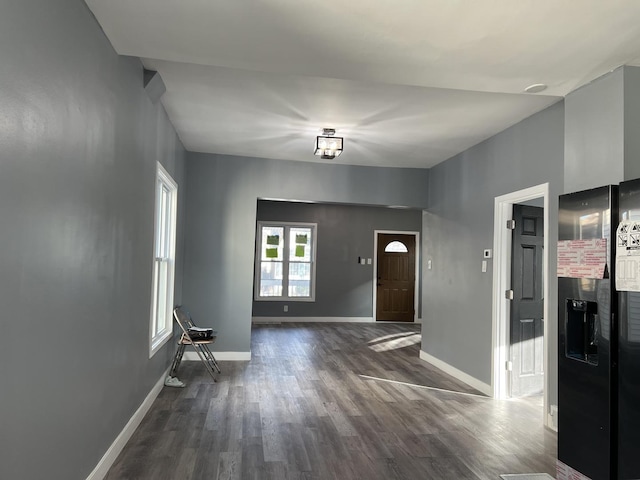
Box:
615 220 640 291
557 238 607 279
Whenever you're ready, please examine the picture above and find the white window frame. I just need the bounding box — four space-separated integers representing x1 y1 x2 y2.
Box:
149 162 178 357
254 221 317 302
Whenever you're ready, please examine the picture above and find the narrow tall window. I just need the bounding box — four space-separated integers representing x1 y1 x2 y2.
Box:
255 222 316 301
150 163 178 356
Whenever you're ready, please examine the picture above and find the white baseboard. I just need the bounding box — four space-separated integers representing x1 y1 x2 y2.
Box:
252 316 375 323
547 404 558 432
183 351 251 361
547 414 557 432
86 369 168 480
419 350 492 396
252 317 423 324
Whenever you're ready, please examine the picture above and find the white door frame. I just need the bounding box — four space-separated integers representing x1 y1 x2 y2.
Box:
491 183 550 427
373 230 420 322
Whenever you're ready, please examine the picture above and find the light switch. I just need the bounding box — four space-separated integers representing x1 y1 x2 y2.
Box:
482 260 487 273
360 258 366 265
428 259 432 270
367 258 372 265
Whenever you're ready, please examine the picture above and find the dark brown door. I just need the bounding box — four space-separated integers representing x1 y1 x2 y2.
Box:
510 204 544 397
376 233 416 322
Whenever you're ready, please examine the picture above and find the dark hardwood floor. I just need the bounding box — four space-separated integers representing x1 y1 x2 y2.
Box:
105 322 557 479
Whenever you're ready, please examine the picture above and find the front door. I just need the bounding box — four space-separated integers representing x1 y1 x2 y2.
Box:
376 233 416 322
509 204 544 397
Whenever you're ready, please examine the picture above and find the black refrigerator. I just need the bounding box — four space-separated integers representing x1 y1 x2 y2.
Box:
558 180 640 480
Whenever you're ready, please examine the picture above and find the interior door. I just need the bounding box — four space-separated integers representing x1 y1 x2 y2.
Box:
376 233 416 322
509 204 544 397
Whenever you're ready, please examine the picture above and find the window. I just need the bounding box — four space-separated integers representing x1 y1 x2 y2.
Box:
385 241 408 252
149 162 178 356
255 222 317 301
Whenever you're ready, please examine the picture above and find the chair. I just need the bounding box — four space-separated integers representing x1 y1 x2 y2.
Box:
169 306 221 382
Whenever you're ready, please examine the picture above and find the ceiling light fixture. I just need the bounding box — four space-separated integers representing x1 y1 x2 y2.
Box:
524 83 548 94
314 128 343 159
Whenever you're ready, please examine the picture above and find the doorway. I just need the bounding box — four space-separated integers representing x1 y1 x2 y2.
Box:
374 231 419 322
492 183 550 428
510 203 544 397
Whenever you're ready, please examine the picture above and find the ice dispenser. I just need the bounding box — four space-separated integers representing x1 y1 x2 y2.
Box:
565 299 599 365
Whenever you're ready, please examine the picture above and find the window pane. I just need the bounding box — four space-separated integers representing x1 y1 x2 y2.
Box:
152 260 161 334
160 185 171 257
261 226 284 261
155 182 164 256
156 259 168 333
385 241 408 253
154 183 172 258
260 261 283 296
289 262 310 297
290 227 311 261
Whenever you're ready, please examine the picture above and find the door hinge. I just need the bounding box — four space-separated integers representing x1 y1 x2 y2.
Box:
505 361 513 371
506 219 516 230
505 289 514 300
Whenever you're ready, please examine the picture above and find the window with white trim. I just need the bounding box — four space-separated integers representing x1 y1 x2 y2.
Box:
255 222 317 301
150 162 178 356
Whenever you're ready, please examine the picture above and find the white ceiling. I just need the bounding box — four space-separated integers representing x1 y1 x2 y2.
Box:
85 0 640 169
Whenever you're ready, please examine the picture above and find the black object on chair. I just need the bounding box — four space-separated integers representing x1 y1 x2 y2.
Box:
169 306 221 381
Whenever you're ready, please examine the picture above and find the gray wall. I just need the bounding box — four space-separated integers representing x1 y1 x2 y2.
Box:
183 154 429 352
564 67 625 192
253 200 423 318
624 66 640 181
0 1 186 479
565 66 640 191
422 102 564 404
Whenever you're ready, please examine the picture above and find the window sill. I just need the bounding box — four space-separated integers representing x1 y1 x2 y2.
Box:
149 328 173 358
